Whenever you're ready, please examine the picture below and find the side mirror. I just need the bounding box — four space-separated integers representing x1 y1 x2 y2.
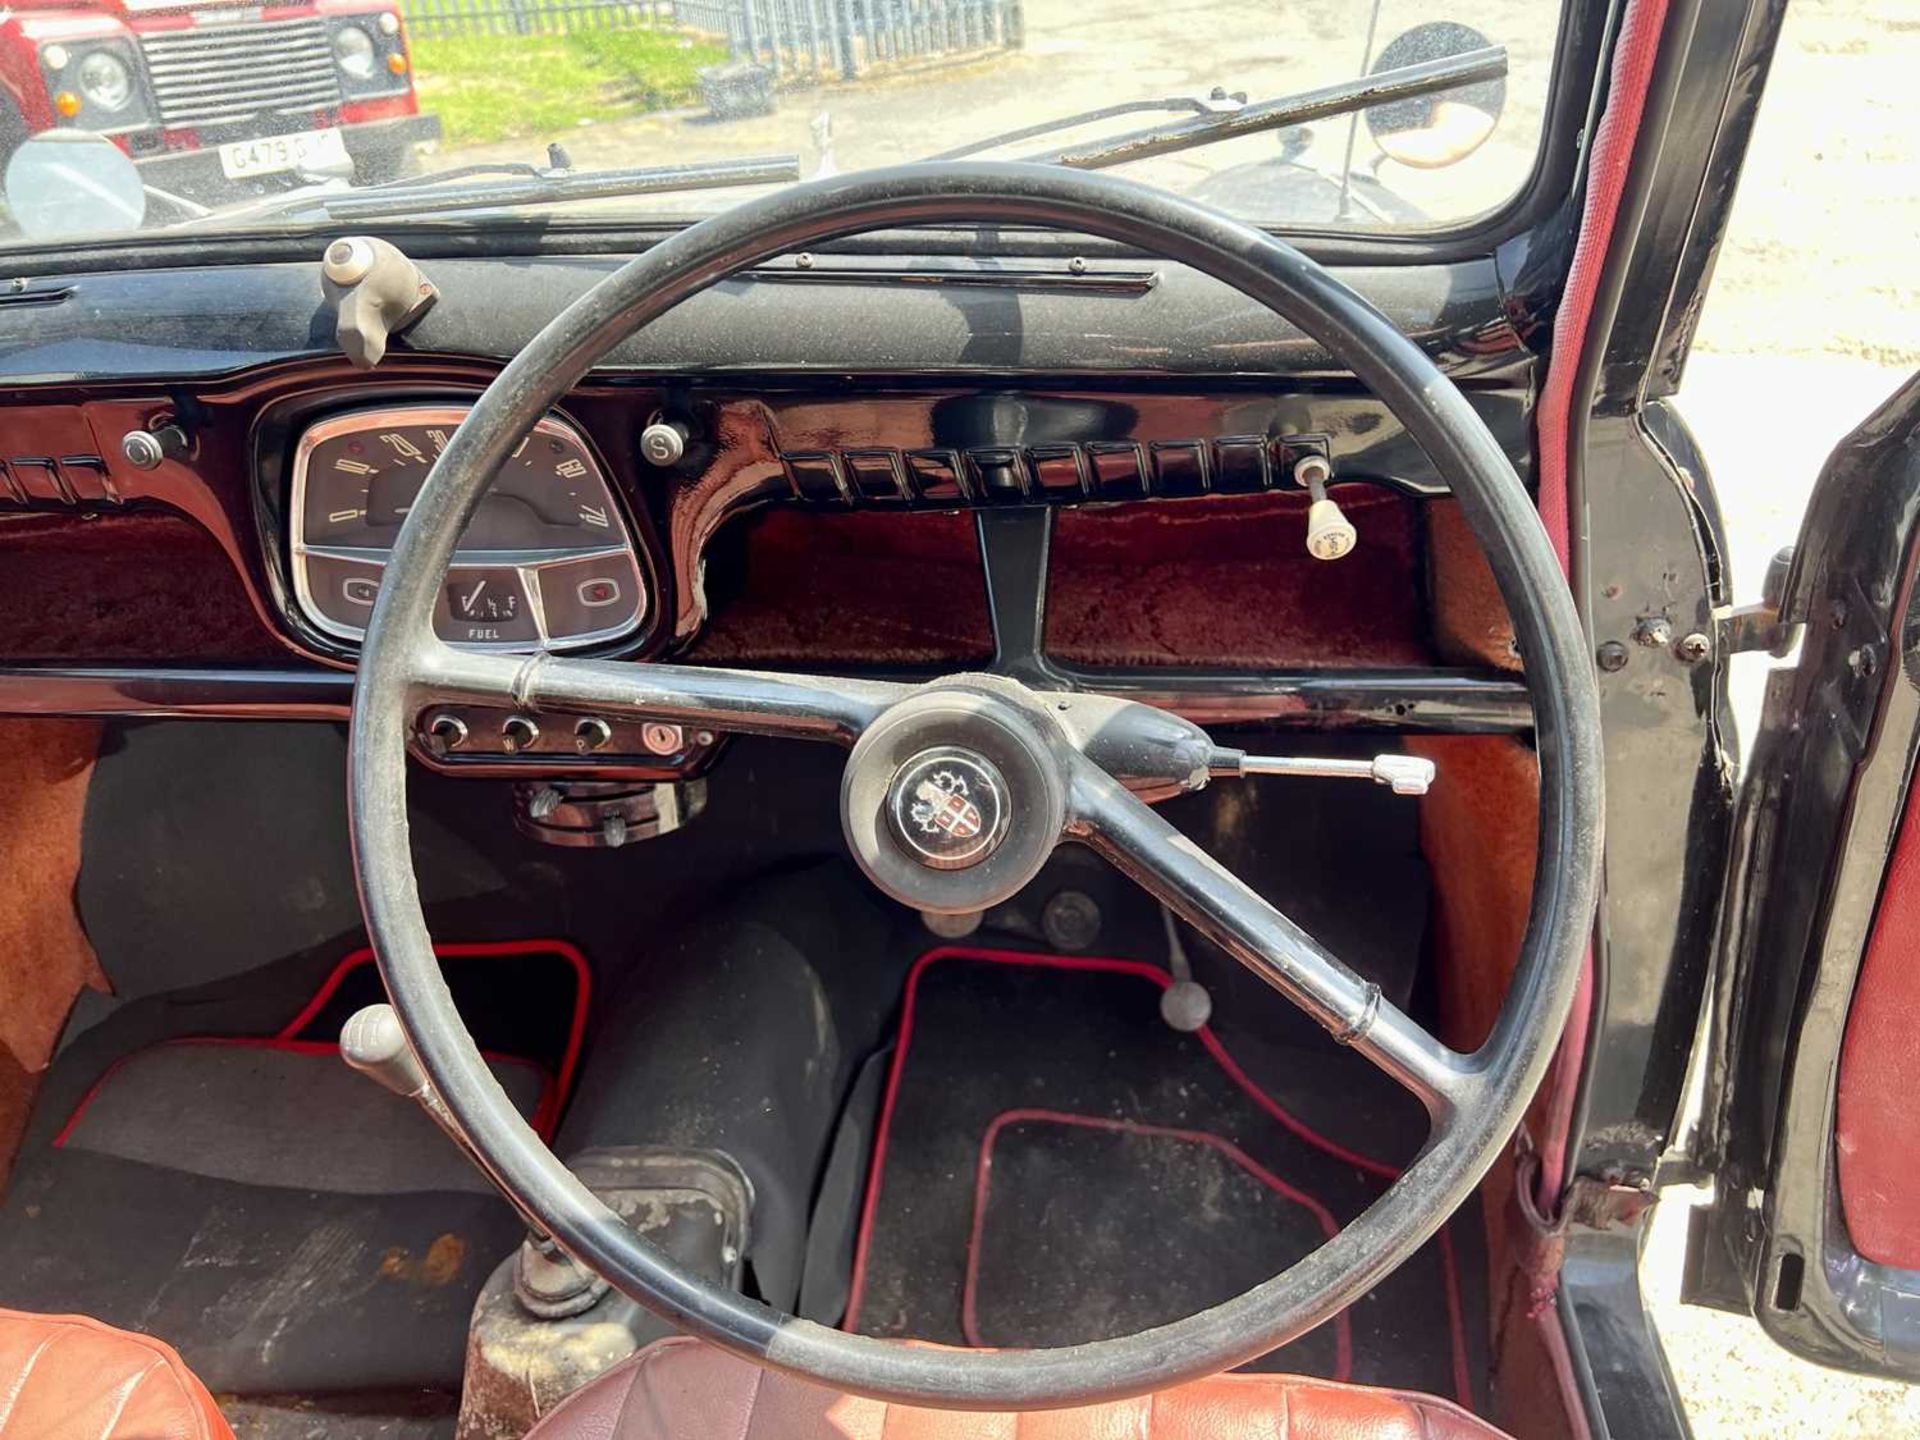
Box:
1364 23 1506 170
4 132 147 238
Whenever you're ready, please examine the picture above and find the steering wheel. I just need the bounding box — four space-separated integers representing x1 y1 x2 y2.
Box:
348 162 1601 1410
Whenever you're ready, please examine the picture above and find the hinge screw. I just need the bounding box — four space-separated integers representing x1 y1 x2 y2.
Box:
1675 632 1711 664
1633 615 1673 649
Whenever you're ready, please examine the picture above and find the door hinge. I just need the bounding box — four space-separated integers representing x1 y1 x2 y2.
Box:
1714 545 1802 657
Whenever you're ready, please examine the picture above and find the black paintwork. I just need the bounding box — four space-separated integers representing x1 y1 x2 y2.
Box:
1689 373 1920 1379
1559 1221 1695 1440
1552 0 1791 1201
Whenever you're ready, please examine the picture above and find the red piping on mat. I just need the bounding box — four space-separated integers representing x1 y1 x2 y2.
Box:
51 1035 554 1147
55 939 591 1146
959 1107 1353 1381
843 946 1473 1407
1530 0 1673 1220
279 939 592 1139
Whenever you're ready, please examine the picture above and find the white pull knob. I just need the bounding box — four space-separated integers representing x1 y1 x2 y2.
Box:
1306 498 1357 560
1294 453 1356 561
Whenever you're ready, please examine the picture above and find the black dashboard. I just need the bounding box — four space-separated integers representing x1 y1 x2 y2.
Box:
0 244 1539 774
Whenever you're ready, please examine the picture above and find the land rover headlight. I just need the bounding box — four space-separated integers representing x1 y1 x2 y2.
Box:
76 50 134 112
333 25 378 79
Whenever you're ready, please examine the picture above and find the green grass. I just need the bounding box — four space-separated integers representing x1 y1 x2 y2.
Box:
409 25 726 147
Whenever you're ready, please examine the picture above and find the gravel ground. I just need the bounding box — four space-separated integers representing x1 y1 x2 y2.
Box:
1655 1 1917 1436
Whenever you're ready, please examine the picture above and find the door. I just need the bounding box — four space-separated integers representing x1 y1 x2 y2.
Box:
1686 372 1920 1379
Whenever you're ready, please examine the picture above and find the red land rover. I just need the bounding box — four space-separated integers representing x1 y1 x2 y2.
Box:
0 0 440 207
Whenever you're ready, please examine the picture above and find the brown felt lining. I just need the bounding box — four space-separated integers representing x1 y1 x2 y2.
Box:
1409 734 1579 1439
1426 500 1523 673
688 509 995 666
692 489 1436 670
0 511 282 662
0 719 108 1189
1045 490 1431 668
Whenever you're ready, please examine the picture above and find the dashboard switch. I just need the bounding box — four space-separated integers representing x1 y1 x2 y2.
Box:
426 713 468 753
120 423 189 470
574 717 613 753
639 419 688 467
502 716 540 753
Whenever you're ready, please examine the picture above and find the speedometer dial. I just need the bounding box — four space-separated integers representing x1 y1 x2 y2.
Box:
289 405 646 650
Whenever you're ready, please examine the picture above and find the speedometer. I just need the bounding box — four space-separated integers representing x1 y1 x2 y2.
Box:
289 405 646 650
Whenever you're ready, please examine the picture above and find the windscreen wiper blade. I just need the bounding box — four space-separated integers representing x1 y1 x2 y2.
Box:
930 45 1507 172
173 153 802 228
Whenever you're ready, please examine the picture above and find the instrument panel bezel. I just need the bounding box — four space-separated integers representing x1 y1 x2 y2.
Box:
285 400 649 654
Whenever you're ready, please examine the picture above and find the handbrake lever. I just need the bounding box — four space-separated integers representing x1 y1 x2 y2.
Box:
1208 749 1436 796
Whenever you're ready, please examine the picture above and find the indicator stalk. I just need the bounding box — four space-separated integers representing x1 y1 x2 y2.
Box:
1209 748 1435 796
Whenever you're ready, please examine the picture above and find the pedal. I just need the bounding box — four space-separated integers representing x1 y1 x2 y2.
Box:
1158 906 1213 1033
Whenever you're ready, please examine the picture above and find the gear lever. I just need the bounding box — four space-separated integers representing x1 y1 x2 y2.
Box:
342 1004 613 1314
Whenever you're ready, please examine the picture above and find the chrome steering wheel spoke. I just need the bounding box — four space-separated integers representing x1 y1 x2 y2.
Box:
1067 757 1475 1122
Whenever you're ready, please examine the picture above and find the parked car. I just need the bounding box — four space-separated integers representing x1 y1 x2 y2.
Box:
0 0 439 210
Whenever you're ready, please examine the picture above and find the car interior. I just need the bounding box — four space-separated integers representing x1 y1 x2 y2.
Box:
0 0 1825 1432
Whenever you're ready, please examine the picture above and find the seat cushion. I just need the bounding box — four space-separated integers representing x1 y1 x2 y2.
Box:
0 1309 232 1440
525 1335 1513 1439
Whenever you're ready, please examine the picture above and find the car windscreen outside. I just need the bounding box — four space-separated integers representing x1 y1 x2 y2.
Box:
0 0 1562 247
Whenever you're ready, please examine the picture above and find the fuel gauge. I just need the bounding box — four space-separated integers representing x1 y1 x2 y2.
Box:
437 566 539 645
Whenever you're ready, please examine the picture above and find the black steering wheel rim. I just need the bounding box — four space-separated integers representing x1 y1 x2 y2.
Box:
348 162 1602 1410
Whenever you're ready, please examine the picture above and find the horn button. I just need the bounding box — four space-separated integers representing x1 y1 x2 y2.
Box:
842 689 1068 915
887 747 1011 871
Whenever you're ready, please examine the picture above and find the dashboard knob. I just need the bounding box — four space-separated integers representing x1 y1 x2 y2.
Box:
502 715 540 753
426 713 468 752
121 423 189 470
1293 453 1356 562
574 717 613 753
639 419 688 467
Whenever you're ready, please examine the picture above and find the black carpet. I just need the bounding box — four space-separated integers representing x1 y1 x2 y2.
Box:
0 943 585 1398
845 949 1485 1408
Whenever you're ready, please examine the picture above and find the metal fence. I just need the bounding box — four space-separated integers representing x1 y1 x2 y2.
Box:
403 0 1020 81
679 0 1020 82
404 0 677 38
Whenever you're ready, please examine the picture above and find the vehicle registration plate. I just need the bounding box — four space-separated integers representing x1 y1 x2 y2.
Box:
218 128 349 181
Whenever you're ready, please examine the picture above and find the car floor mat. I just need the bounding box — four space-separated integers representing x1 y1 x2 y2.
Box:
844 947 1486 1409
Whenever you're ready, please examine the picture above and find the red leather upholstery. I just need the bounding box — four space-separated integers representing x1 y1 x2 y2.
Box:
0 1309 232 1439
525 1336 1512 1439
1838 774 1920 1267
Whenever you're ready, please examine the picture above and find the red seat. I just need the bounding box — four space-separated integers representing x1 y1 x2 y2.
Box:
0 1309 232 1439
525 1335 1513 1439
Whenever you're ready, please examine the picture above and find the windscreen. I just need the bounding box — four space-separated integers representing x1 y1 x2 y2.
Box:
2 0 1561 246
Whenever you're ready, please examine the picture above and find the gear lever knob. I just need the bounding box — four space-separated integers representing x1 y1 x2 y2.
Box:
340 1003 428 1099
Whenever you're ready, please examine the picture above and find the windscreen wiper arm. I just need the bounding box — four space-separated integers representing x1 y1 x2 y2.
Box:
929 45 1506 172
173 153 802 228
